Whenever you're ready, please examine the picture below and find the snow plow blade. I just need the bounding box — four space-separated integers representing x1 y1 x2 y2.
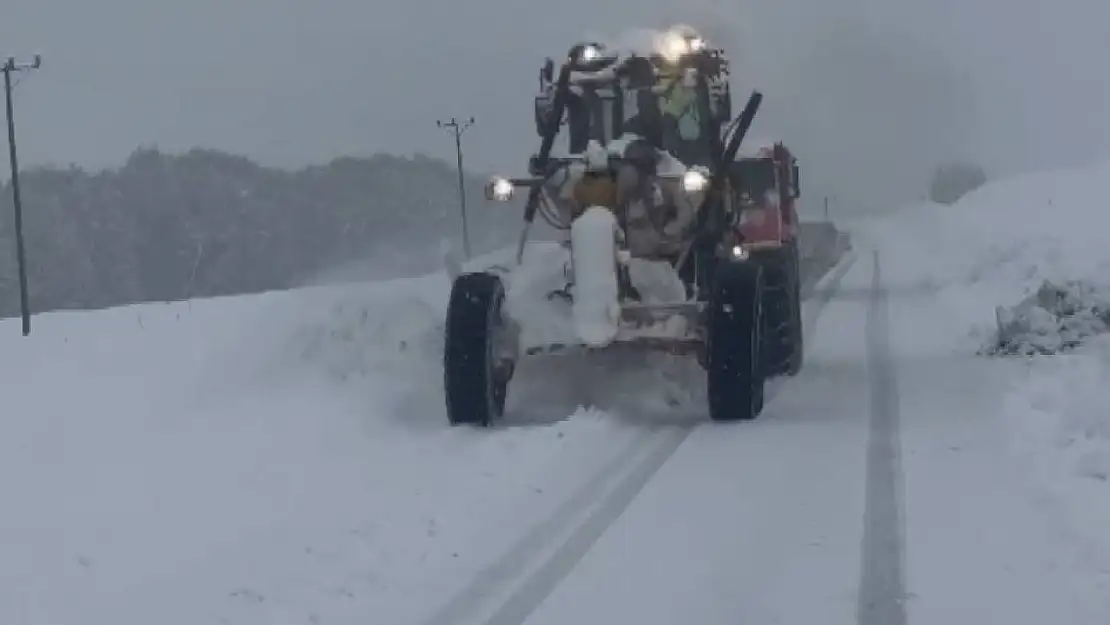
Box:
522 301 704 357
523 336 703 357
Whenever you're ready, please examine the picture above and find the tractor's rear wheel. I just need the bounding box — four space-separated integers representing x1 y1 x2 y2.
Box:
758 244 804 377
444 272 513 426
706 260 765 422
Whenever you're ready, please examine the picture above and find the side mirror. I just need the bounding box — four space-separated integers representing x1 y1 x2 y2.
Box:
534 95 553 137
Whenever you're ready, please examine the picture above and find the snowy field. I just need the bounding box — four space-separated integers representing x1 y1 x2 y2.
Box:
3 161 1110 625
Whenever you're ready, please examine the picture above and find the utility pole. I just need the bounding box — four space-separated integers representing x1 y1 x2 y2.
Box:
437 116 474 259
3 54 42 336
823 194 837 221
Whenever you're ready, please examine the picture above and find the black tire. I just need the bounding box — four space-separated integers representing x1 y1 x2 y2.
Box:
444 272 512 426
758 244 803 377
706 260 765 422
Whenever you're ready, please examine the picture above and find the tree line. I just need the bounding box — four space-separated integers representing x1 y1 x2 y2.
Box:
0 147 515 318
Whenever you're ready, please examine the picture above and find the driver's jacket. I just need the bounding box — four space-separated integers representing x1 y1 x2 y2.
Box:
543 136 698 259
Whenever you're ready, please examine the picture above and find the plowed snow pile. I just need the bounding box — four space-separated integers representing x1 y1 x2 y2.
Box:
984 280 1110 356
852 158 1110 559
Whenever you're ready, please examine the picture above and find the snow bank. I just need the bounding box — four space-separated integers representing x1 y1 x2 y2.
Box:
849 159 1110 354
984 279 1110 355
851 157 1110 565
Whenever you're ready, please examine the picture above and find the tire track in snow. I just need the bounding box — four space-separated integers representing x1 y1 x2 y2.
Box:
424 243 855 625
483 426 691 625
477 250 858 625
417 426 664 625
858 250 908 625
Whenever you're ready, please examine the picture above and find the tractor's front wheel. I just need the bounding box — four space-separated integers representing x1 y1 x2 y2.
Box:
444 272 515 426
705 260 766 422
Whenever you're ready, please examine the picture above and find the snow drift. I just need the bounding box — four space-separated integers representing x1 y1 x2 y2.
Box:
848 157 1110 568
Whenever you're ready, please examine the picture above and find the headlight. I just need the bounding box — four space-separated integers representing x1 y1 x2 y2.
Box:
485 177 514 202
681 169 709 194
730 244 748 259
579 44 601 62
659 32 689 62
656 31 707 62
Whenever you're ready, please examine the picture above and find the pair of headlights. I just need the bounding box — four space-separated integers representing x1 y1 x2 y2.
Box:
577 33 707 64
485 168 710 203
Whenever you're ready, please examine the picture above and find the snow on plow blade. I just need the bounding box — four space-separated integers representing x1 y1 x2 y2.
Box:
523 301 704 357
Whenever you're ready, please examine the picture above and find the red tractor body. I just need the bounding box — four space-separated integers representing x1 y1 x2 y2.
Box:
729 140 800 252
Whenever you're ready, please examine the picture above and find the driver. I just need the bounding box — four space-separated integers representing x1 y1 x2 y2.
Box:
614 91 698 259
659 82 709 165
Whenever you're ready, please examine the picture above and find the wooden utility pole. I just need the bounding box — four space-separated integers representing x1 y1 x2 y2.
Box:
3 54 42 336
437 116 475 259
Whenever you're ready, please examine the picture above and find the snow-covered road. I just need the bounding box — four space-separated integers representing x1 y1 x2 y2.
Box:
450 252 872 625
494 248 1110 625
5 159 1110 625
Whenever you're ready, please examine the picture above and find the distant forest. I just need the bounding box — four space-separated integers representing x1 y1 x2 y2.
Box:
0 148 519 317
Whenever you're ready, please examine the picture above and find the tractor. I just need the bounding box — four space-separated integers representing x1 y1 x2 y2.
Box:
443 28 803 426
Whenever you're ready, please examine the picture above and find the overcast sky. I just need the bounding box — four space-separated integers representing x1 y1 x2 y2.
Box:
4 0 1110 211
